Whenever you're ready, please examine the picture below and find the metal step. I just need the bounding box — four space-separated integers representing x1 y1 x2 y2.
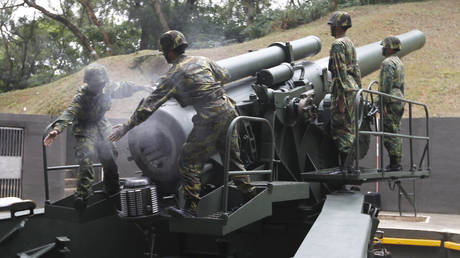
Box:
169 181 310 236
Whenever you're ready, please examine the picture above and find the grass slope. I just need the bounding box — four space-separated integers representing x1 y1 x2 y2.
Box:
0 0 458 118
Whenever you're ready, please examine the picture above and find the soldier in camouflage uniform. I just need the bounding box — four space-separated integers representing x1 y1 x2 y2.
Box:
327 11 362 172
44 64 149 211
379 36 405 171
109 30 255 218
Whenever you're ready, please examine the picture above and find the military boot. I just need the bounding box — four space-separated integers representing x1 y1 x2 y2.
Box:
74 196 88 212
168 200 197 218
385 156 402 172
330 152 356 175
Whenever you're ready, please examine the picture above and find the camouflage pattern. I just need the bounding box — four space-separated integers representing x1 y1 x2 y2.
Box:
328 11 352 28
381 36 401 51
328 37 362 154
179 107 253 209
125 55 233 128
125 54 254 210
52 66 147 198
379 55 405 162
159 30 189 52
74 135 119 198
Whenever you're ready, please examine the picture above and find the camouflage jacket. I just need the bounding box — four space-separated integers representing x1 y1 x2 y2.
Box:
125 54 231 130
379 55 404 104
52 81 148 138
328 37 362 98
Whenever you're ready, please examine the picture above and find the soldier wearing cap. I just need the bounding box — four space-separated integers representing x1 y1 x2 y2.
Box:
44 64 149 211
327 11 362 173
109 30 255 218
379 36 405 171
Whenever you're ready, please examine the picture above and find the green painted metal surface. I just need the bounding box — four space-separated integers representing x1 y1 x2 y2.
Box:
294 192 371 258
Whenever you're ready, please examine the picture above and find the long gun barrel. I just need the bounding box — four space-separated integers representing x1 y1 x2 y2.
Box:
217 36 321 83
300 30 425 103
314 30 425 76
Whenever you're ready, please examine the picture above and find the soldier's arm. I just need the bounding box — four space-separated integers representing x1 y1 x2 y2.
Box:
210 60 230 83
124 77 175 130
50 93 82 133
329 43 348 88
379 61 395 103
110 81 152 99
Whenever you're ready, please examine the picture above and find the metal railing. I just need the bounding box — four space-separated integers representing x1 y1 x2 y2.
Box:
0 126 24 198
353 82 430 174
221 116 275 213
42 125 102 204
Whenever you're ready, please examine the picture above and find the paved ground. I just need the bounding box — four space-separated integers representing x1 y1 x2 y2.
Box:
379 211 460 240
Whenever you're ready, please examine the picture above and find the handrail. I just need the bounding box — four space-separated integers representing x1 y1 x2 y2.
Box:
353 88 430 174
222 116 275 213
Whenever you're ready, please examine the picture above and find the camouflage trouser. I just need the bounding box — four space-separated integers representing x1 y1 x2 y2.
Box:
178 109 253 210
331 90 356 154
383 102 404 163
74 135 119 199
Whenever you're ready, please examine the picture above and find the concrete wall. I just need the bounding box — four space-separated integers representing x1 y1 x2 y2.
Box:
360 117 460 214
0 113 66 206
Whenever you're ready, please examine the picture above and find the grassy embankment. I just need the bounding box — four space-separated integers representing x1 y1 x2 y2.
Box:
0 0 458 118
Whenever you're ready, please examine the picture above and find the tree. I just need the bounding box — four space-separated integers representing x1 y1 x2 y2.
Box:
151 0 169 32
78 0 112 55
23 0 100 59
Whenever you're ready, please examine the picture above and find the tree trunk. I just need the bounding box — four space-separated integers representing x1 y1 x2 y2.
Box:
184 0 196 17
78 0 112 56
139 24 149 50
245 0 257 25
0 26 13 77
329 0 338 11
23 0 99 59
151 0 169 33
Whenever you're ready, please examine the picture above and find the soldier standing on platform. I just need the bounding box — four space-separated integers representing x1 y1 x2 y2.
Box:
43 64 149 211
327 11 362 173
379 36 405 171
109 30 255 218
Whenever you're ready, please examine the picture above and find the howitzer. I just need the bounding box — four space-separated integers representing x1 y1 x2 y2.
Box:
129 30 426 193
0 31 430 258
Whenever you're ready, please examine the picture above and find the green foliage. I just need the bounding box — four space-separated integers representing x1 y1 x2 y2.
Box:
243 0 330 39
0 0 431 93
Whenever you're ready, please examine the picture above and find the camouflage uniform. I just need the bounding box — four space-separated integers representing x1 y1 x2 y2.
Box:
52 65 145 199
328 37 362 156
124 54 253 210
379 37 405 165
328 11 362 162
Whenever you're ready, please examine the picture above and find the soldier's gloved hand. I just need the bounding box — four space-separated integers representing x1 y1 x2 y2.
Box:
44 130 59 146
109 124 128 142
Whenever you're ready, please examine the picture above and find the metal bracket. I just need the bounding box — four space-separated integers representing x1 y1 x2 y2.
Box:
16 236 71 258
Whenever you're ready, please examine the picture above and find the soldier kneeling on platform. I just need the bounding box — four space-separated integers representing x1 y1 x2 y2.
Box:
44 64 150 211
379 36 405 171
109 30 256 218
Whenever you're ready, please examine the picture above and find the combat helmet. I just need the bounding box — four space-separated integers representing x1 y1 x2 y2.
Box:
159 30 189 53
84 64 109 84
328 11 352 28
381 36 401 51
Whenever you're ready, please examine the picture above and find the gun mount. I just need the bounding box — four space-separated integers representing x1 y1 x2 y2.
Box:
0 31 430 258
